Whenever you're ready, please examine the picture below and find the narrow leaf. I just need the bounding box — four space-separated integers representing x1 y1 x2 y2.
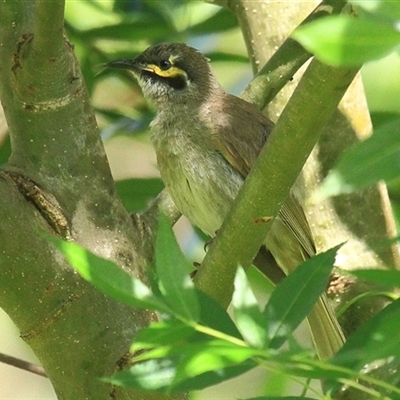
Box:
264 246 340 349
316 119 400 198
53 239 168 312
349 0 400 25
173 361 256 392
188 8 237 35
292 15 400 66
80 18 175 41
107 338 258 393
350 269 400 288
130 320 195 351
155 213 199 320
115 178 163 212
104 358 176 392
244 397 316 400
205 52 248 64
331 298 400 370
232 267 267 348
106 357 256 393
197 289 243 339
0 134 11 166
172 339 257 384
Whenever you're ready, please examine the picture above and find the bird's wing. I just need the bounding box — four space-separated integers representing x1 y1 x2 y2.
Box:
211 94 272 178
210 94 315 259
280 194 316 258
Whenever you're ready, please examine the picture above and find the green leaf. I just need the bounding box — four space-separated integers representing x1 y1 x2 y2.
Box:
331 298 400 371
196 289 243 339
316 119 400 198
292 15 400 66
115 178 164 212
188 8 237 35
370 112 400 129
107 357 256 393
108 338 258 393
0 134 11 166
155 213 199 320
349 0 400 25
130 320 195 351
79 17 175 41
275 353 353 381
244 397 316 400
350 269 400 288
206 51 248 64
173 360 256 392
172 339 257 386
53 239 168 312
104 358 176 392
232 267 267 348
264 246 339 349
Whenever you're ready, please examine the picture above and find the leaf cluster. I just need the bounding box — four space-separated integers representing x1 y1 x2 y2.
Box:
292 0 400 226
293 0 400 67
55 215 400 399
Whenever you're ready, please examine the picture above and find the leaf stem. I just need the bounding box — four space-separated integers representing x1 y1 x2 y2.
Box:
193 323 248 348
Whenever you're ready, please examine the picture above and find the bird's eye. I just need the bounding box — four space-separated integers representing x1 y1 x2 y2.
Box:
159 59 171 70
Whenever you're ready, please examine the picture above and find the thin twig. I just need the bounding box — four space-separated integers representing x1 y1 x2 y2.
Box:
241 0 348 109
0 352 47 378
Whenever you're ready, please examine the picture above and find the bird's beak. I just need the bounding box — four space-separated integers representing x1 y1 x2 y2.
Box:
106 59 154 74
106 59 140 71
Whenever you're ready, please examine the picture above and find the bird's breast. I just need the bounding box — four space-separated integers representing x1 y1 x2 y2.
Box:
150 118 243 237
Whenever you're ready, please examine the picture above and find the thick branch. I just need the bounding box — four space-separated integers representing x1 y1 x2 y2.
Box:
194 59 358 306
33 0 65 59
0 2 185 399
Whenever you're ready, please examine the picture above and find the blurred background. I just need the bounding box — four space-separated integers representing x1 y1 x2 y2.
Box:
1 0 400 398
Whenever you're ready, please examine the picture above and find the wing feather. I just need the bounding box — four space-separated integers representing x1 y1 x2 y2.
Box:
207 93 315 260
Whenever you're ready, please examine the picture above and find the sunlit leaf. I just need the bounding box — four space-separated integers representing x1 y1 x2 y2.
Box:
104 358 176 392
53 239 168 312
332 299 400 371
173 360 256 392
188 8 237 35
130 320 195 351
196 289 243 339
155 213 199 320
206 51 248 64
0 134 11 166
349 0 400 25
106 356 256 393
316 119 400 198
172 339 257 384
244 397 316 400
292 15 400 66
109 338 258 393
232 267 267 348
350 269 400 288
264 246 339 349
115 178 164 212
79 18 175 41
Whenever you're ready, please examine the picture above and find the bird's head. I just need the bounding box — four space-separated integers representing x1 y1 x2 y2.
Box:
107 43 220 108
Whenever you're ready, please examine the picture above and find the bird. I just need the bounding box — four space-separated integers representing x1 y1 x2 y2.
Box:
107 43 345 359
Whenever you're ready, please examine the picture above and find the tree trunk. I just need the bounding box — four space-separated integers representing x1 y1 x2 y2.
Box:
0 1 185 399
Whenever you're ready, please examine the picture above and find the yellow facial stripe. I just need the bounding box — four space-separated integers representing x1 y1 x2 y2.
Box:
146 64 187 79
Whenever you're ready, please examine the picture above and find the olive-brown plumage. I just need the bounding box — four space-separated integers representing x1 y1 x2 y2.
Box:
108 43 345 358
